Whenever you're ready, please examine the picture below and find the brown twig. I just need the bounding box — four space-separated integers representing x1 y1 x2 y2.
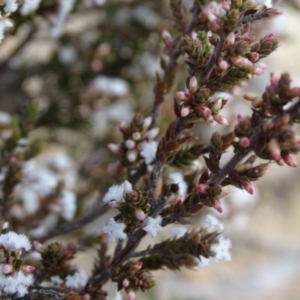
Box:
150 7 200 128
37 202 109 243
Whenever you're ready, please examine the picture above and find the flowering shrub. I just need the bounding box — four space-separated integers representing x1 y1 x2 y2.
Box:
0 0 300 299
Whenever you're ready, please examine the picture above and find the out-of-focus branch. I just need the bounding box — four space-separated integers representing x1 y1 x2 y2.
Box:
37 201 109 243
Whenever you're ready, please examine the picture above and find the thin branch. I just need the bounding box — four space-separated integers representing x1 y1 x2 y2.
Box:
238 7 281 27
150 7 200 128
19 289 63 300
37 202 109 243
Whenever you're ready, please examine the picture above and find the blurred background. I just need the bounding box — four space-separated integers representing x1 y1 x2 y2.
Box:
0 1 300 299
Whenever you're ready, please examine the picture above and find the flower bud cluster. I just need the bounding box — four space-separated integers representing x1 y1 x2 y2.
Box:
112 261 154 295
108 115 159 166
176 76 229 125
0 223 34 297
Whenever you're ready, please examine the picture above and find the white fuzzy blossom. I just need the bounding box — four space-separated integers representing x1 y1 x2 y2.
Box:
4 0 18 13
65 270 88 289
0 231 31 251
140 141 158 165
59 190 76 221
143 216 162 237
20 0 42 15
50 276 64 286
202 214 224 233
15 150 77 220
49 0 75 38
103 218 127 242
0 15 14 43
103 184 124 203
211 236 232 262
0 265 33 297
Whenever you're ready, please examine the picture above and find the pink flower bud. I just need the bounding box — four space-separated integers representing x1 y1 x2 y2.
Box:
249 52 260 62
196 184 210 193
181 105 190 117
218 58 229 70
143 117 152 130
144 128 159 140
242 180 254 195
226 32 235 45
211 98 222 114
176 91 188 101
162 30 173 44
239 137 250 148
2 264 13 274
198 105 212 117
33 240 43 251
266 33 274 39
254 67 263 76
135 209 146 221
270 72 279 86
231 56 244 67
123 278 130 288
212 198 223 213
213 114 228 126
123 180 133 193
205 115 215 123
118 120 126 128
282 155 298 168
132 132 141 141
191 31 197 39
128 291 136 300
108 143 119 154
222 0 230 10
133 261 143 270
83 294 91 300
127 150 137 162
268 138 281 161
125 139 135 150
242 58 253 67
237 114 243 121
21 265 36 273
109 200 117 208
189 76 198 94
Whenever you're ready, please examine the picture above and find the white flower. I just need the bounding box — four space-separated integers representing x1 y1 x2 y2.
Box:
0 265 33 297
20 0 41 15
59 189 76 220
49 0 75 38
65 270 88 289
202 214 224 233
4 0 18 13
107 292 123 300
211 236 232 262
103 218 127 242
93 76 129 97
103 184 124 203
143 216 162 237
169 172 188 196
0 15 14 43
50 276 63 286
0 231 31 251
140 141 158 165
